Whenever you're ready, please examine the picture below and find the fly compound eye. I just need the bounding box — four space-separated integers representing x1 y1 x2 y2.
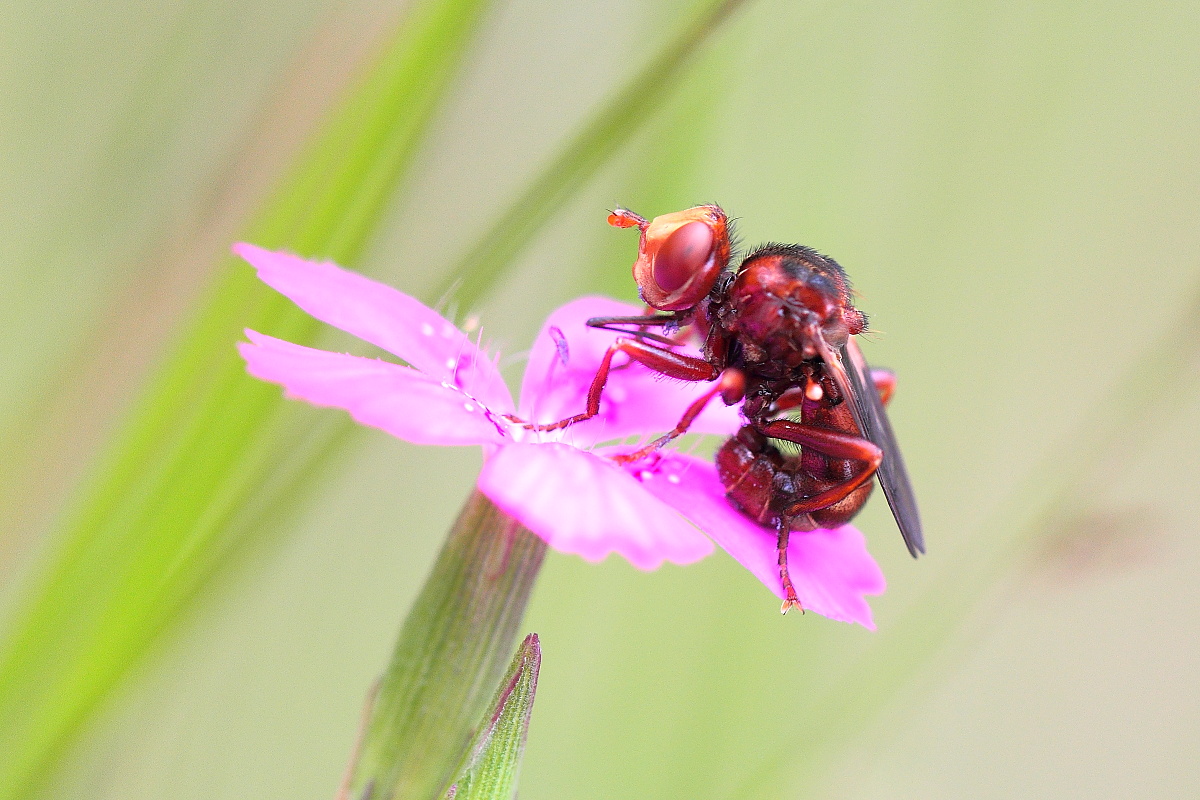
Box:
653 221 714 294
627 205 730 311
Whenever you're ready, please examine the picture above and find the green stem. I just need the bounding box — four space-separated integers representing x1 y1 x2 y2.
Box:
347 492 547 800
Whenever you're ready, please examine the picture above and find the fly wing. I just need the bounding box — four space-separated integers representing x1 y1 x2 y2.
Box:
839 339 925 557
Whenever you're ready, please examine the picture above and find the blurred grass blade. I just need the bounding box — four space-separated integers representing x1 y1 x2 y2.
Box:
0 0 495 796
586 41 732 299
346 494 546 800
0 0 749 795
439 0 751 310
447 633 542 800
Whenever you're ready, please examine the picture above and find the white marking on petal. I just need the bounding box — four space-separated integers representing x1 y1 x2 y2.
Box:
420 322 435 336
464 403 475 413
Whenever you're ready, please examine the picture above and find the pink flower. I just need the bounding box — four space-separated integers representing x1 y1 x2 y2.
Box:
235 244 885 627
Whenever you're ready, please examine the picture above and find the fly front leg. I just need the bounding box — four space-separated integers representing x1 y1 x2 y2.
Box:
585 312 688 347
612 368 745 464
524 337 719 432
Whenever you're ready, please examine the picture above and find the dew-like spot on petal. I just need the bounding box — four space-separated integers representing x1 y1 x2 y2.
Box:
232 244 514 413
464 403 475 413
239 331 506 447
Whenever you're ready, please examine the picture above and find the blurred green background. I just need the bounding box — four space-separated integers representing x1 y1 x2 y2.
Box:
3 0 1199 798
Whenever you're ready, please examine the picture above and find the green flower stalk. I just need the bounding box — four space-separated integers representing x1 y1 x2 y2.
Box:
344 494 545 800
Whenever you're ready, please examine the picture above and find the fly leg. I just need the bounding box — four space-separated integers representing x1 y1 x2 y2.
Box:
870 368 896 406
611 368 745 464
757 419 882 615
755 420 882 512
524 337 719 432
585 312 687 347
776 520 805 615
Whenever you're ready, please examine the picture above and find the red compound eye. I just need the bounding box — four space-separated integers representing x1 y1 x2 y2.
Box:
624 205 729 310
653 221 714 294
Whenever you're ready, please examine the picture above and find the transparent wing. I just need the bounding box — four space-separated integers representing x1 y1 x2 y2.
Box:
839 339 925 557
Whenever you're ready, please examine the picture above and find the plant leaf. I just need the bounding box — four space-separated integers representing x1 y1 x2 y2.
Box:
344 494 546 800
447 633 542 800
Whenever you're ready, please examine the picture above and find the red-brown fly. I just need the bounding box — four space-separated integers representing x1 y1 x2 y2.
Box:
528 205 923 612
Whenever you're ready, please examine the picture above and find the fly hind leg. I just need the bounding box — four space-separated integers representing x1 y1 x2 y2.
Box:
757 419 882 615
756 420 882 513
776 521 805 615
871 368 896 405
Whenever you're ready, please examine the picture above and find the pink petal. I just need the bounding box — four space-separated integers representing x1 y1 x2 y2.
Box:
477 442 714 570
518 297 741 443
234 243 512 413
627 451 885 628
240 330 507 446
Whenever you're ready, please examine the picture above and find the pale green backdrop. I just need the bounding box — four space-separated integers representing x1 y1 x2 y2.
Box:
2 0 1198 798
